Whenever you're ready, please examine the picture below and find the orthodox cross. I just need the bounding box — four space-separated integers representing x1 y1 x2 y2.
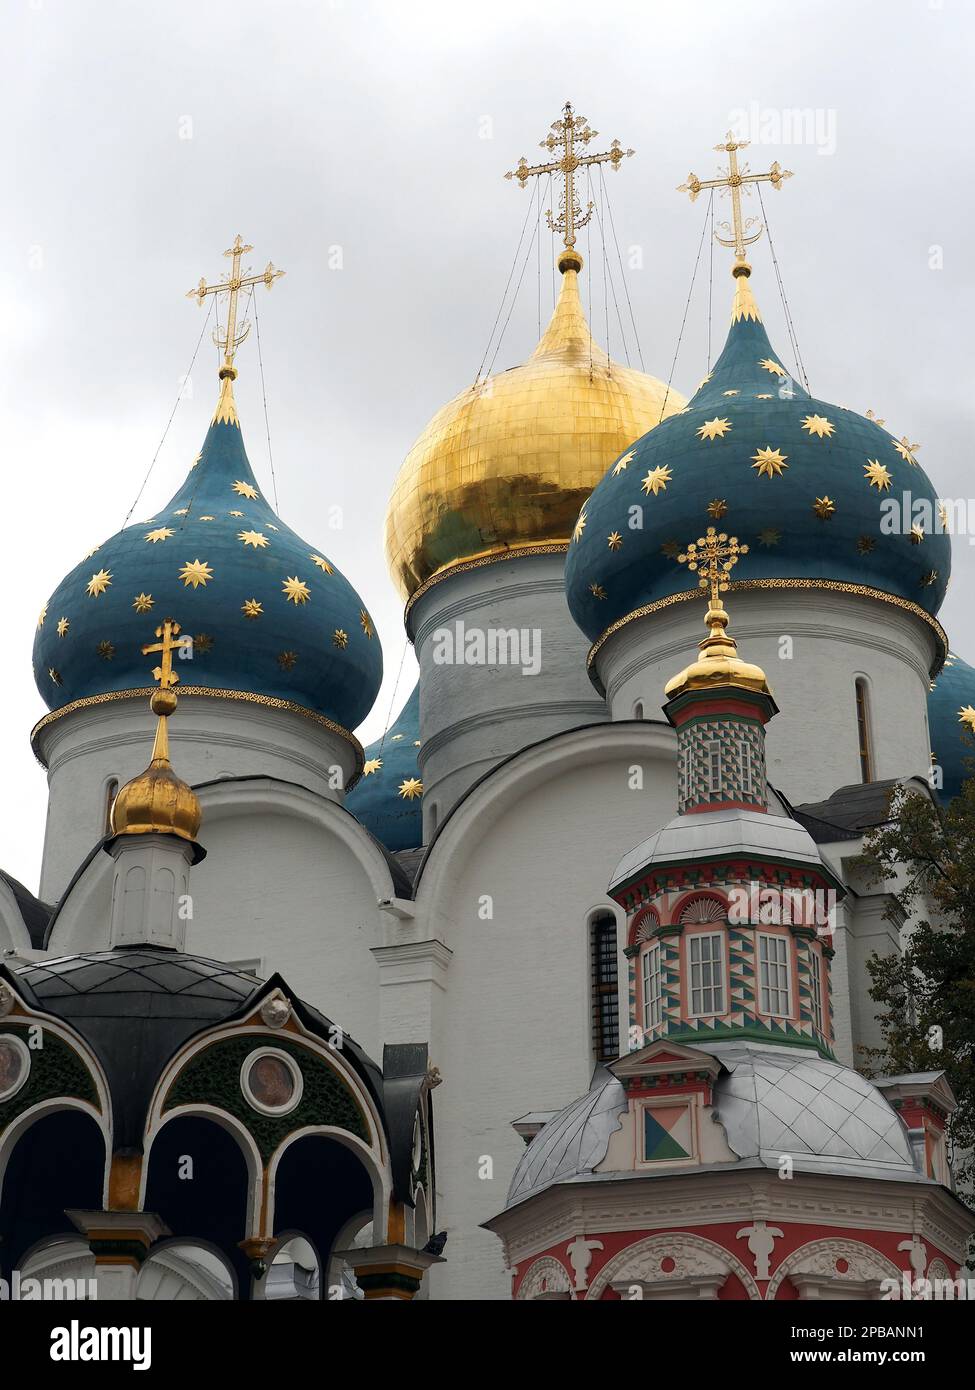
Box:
187 235 285 372
505 102 634 253
677 134 792 263
143 618 185 692
676 527 749 607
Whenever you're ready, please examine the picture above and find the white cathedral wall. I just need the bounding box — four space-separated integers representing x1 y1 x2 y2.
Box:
409 554 608 836
595 588 940 804
44 779 394 1060
392 721 678 1300
33 696 359 903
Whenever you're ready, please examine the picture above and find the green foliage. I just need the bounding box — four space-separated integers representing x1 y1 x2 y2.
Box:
860 775 975 1201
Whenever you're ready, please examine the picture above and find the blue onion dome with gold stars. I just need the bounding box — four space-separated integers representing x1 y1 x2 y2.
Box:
928 651 975 804
566 262 950 652
346 682 422 851
32 369 382 734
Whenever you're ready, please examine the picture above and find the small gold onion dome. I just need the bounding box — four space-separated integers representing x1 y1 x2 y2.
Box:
664 599 771 701
109 689 202 842
384 256 687 601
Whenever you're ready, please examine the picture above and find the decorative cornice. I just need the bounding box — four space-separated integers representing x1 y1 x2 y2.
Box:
404 542 570 632
586 579 949 688
30 686 365 784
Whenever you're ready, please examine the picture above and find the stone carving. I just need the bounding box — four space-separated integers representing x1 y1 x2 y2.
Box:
517 1255 572 1300
897 1235 928 1277
259 990 292 1029
736 1220 785 1280
586 1232 760 1300
765 1238 901 1300
566 1235 603 1292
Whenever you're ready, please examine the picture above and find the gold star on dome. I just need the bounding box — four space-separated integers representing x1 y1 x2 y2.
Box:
277 650 297 670
173 508 189 516
180 559 213 589
398 777 423 801
894 437 920 465
282 576 310 605
194 633 214 654
97 640 115 661
198 515 215 522
267 524 278 532
360 609 374 637
232 480 259 500
751 446 788 478
86 569 112 597
145 527 175 544
333 629 348 648
56 617 69 637
589 583 607 599
938 501 950 533
414 740 421 747
910 524 925 545
310 554 334 573
722 390 739 397
238 529 269 549
133 593 154 613
607 531 623 550
48 667 61 686
920 569 939 587
866 409 886 428
229 510 244 518
857 535 876 554
864 459 892 491
613 450 636 476
813 496 836 520
755 393 773 400
190 451 202 469
363 758 383 776
959 705 975 730
642 465 673 496
697 417 732 441
757 528 781 547
660 539 682 558
696 374 712 390
391 734 404 741
573 506 588 542
707 499 728 519
801 414 835 439
759 358 785 375
242 599 263 619
37 604 47 629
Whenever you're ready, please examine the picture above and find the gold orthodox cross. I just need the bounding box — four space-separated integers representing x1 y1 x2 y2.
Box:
187 235 285 372
143 618 184 692
678 134 792 263
677 527 749 607
505 102 634 253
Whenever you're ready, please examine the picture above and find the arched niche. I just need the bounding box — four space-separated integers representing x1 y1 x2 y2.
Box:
0 1108 106 1277
270 1133 378 1299
144 1113 253 1296
137 1239 237 1301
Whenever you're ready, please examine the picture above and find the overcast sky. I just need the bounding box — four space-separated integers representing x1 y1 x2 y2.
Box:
2 0 973 892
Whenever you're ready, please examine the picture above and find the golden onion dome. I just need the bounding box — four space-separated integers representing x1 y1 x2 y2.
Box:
110 688 202 842
384 251 687 602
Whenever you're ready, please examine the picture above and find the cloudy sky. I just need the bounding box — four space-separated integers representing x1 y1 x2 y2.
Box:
2 0 973 891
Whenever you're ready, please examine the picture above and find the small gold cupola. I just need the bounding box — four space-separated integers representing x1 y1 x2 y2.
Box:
664 528 771 700
110 618 202 843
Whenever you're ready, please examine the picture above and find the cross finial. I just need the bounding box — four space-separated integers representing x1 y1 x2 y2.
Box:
187 235 285 376
505 102 634 271
142 618 186 704
676 527 749 610
678 134 793 267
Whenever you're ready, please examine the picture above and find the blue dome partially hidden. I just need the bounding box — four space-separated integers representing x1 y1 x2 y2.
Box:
346 681 422 851
566 271 951 646
928 652 975 804
33 379 382 734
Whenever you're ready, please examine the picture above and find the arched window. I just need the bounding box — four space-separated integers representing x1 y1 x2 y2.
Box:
633 701 644 721
855 678 873 782
589 913 619 1064
104 778 118 835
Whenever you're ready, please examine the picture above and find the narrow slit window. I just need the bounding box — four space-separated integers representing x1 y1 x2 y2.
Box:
642 943 662 1032
104 778 119 835
707 741 722 794
740 739 752 796
855 678 873 783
